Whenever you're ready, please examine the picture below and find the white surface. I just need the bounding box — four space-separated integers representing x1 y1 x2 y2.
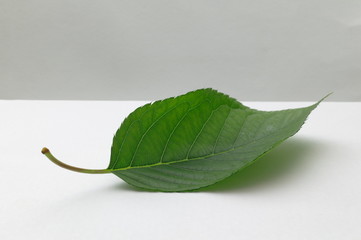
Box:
1 100 361 239
2 1 361 101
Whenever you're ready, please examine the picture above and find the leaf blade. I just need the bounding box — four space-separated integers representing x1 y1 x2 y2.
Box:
109 89 322 191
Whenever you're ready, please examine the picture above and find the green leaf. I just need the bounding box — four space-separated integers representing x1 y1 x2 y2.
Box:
108 89 323 191
42 88 326 192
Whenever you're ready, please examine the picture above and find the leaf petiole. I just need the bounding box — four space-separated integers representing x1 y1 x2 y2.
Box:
41 147 112 174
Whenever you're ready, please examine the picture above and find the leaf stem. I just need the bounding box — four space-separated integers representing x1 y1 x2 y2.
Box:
41 147 112 174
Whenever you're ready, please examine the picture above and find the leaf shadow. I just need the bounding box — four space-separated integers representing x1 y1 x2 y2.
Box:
199 137 322 193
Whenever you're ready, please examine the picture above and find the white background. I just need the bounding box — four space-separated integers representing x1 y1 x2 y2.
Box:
1 100 361 239
1 0 361 101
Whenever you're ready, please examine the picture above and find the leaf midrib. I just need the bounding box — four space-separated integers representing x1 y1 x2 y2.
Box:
110 113 300 173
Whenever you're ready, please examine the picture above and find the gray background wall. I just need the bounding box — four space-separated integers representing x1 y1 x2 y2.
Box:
1 0 361 101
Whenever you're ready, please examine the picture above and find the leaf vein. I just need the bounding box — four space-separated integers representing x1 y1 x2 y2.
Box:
231 112 252 148
186 107 219 158
159 104 191 163
111 105 153 169
212 107 231 154
128 104 185 167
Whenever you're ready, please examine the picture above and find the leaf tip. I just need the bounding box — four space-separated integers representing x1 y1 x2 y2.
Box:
41 147 50 154
322 92 333 101
313 92 333 107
